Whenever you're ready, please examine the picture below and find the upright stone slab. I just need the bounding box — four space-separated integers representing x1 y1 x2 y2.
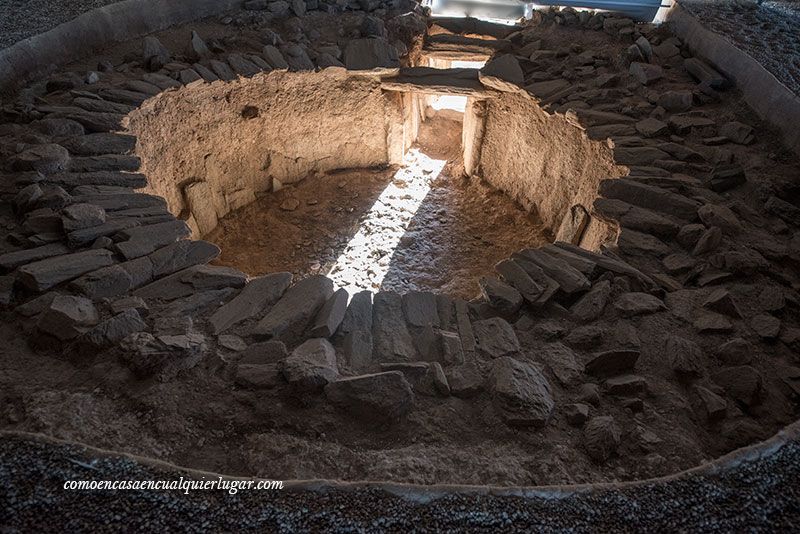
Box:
372 291 417 362
310 288 349 338
253 275 334 343
207 272 292 334
338 290 373 370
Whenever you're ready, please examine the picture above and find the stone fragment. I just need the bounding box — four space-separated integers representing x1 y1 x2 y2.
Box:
708 164 746 192
72 264 133 299
343 38 399 70
18 249 115 292
692 227 722 256
479 276 522 314
604 374 647 396
372 291 416 362
664 335 704 376
430 362 450 396
495 259 545 304
570 280 611 322
208 59 236 81
489 357 554 427
613 292 666 316
309 288 348 338
698 204 741 236
584 416 621 462
402 291 439 327
84 309 146 346
0 243 71 272
657 90 692 112
473 317 520 358
750 314 780 339
715 338 752 366
61 203 106 232
235 364 280 389
142 36 171 70
694 385 727 421
514 248 590 294
599 179 698 221
539 343 584 387
585 349 639 377
719 121 754 145
11 144 70 174
694 311 733 334
37 295 99 340
209 272 292 334
188 30 211 60
712 366 762 407
629 62 662 85
121 331 206 379
325 371 414 421
445 362 484 398
479 54 524 91
253 275 332 342
635 117 668 138
281 338 338 392
239 340 288 364
684 57 729 90
338 290 373 370
565 403 590 426
262 45 289 69
702 288 741 318
111 296 148 315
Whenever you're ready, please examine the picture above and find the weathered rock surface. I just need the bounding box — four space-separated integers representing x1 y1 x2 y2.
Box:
489 357 554 427
253 275 333 342
473 317 520 358
325 371 414 421
37 295 99 340
584 416 621 462
281 338 338 392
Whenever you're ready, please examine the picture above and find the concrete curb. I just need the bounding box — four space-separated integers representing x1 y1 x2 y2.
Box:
0 0 242 99
3 418 799 500
665 2 800 156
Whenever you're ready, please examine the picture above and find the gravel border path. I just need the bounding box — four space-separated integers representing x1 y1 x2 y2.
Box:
0 0 123 50
679 0 800 96
1 433 799 531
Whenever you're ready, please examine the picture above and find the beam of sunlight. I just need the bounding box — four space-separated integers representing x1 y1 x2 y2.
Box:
327 149 447 296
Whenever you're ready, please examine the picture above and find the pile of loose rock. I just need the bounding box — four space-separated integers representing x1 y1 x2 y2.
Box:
0 3 798 479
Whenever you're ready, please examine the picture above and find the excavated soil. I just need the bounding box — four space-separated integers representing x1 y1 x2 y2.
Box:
208 115 550 298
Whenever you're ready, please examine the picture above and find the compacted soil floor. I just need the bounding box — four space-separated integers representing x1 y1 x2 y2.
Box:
207 114 550 298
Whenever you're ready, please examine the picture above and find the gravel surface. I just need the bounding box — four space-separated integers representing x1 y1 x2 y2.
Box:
680 0 800 96
1 434 799 531
0 0 123 50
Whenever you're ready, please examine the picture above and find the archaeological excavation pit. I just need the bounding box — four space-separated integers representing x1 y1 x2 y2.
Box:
2 3 800 514
128 66 621 297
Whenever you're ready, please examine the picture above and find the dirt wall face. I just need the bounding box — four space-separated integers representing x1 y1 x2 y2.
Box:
127 68 395 236
478 93 625 249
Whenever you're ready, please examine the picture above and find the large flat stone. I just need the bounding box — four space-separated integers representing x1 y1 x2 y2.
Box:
252 275 334 343
17 249 115 291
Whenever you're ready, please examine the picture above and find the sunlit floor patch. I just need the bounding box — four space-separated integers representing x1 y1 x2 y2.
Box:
327 148 446 295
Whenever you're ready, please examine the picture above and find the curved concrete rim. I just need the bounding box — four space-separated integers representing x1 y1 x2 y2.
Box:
0 0 242 100
666 1 800 157
3 418 799 500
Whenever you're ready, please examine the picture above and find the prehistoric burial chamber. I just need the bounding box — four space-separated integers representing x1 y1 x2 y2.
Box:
1 5 800 489
127 64 623 295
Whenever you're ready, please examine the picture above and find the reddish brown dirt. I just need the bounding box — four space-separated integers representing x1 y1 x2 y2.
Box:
207 114 550 298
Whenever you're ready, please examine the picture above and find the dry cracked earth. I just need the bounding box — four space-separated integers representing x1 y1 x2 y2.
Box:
0 1 799 527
